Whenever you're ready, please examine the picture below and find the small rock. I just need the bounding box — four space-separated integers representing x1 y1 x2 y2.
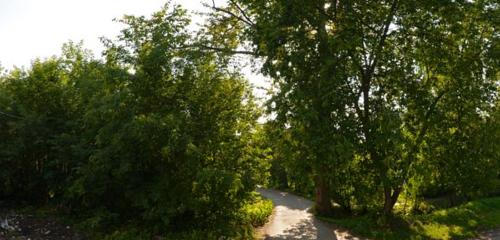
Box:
45 230 51 235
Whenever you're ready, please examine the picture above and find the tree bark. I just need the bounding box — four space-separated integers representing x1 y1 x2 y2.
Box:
383 186 401 217
315 175 333 215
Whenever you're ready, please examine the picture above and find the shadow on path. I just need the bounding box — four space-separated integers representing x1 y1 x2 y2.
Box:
256 188 336 240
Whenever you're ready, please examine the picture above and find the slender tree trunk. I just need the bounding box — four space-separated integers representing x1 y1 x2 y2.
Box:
383 186 401 217
383 187 394 215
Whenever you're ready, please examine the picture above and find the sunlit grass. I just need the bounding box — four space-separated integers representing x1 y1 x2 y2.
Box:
319 197 500 239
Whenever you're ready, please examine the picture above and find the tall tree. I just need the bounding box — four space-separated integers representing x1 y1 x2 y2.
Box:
208 0 499 216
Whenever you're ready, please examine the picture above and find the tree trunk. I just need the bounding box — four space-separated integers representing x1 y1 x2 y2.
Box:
315 176 332 215
383 186 401 217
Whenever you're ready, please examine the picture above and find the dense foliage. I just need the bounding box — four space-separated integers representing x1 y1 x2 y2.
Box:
207 0 500 217
0 4 268 238
1 0 499 238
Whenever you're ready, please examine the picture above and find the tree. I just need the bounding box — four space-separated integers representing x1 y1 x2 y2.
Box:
208 0 499 216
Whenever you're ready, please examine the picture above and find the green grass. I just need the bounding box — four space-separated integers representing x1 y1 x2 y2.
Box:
319 197 500 239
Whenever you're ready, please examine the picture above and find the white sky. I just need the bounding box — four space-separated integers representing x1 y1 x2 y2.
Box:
0 0 268 99
0 0 204 68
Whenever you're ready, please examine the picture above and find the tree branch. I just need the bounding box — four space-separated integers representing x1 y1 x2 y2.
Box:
367 0 398 76
196 44 258 56
415 90 447 145
228 0 255 26
360 0 398 132
209 0 254 26
353 88 363 119
402 89 448 181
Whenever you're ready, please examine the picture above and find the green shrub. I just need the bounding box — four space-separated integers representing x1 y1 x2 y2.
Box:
240 193 274 227
0 4 268 238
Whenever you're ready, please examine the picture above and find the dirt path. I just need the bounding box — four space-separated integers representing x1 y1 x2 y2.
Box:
256 188 359 240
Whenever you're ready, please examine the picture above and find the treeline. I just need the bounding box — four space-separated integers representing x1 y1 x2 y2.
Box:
204 0 500 217
0 5 269 238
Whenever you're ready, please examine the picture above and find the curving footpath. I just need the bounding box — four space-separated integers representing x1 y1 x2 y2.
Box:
255 188 500 240
256 188 338 240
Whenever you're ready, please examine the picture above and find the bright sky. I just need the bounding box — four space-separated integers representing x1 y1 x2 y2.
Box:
0 0 205 69
0 0 268 99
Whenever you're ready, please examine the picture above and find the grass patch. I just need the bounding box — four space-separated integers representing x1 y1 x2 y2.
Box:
319 197 500 239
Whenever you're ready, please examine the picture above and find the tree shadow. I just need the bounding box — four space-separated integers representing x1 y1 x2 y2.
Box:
257 188 312 211
262 218 336 240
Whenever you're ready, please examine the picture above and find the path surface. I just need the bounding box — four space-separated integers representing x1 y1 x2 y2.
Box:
476 228 500 240
256 188 339 240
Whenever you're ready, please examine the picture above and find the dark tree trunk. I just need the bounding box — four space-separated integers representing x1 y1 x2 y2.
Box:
383 186 401 217
315 176 332 215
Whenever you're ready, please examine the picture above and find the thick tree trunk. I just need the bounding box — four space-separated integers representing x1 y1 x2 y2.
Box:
315 176 332 215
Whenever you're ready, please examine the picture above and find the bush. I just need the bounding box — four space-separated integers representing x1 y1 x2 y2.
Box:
0 4 268 238
240 193 274 227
